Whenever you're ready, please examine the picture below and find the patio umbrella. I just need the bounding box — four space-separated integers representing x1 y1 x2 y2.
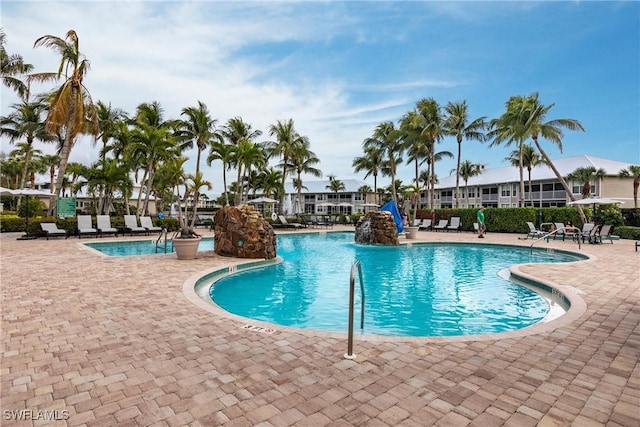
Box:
3 188 53 240
247 196 278 204
567 197 624 220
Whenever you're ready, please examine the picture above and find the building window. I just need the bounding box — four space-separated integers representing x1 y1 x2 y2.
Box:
501 186 510 197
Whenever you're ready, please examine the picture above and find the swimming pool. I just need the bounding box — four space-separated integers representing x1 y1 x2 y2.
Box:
205 232 584 337
85 237 215 256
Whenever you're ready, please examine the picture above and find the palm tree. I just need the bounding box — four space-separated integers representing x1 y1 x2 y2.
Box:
0 99 53 190
352 146 384 204
326 176 345 213
400 110 429 199
364 121 403 206
520 92 586 221
261 168 284 203
568 166 606 199
128 121 178 215
289 136 322 214
32 30 99 215
93 100 127 161
455 160 484 208
488 95 529 207
220 117 263 205
40 154 60 193
0 153 22 190
232 140 266 204
181 171 212 237
412 98 444 210
1 30 33 99
176 100 219 176
444 100 486 208
618 165 640 208
266 118 298 214
505 144 544 206
207 141 234 206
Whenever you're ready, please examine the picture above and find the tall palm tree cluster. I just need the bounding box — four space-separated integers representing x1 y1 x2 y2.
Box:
0 30 322 216
353 94 589 221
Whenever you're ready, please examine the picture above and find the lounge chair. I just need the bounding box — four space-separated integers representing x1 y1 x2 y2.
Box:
278 215 303 229
418 219 432 231
40 222 68 240
526 221 546 239
433 219 448 232
412 219 422 227
140 216 162 233
123 215 149 236
583 224 601 244
77 215 98 238
446 217 462 232
595 224 614 244
553 222 566 241
636 241 640 252
96 215 119 237
576 223 594 242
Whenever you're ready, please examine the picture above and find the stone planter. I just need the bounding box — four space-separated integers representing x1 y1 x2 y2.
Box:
405 226 419 239
172 237 201 260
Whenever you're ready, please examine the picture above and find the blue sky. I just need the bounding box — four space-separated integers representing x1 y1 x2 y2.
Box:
1 1 638 197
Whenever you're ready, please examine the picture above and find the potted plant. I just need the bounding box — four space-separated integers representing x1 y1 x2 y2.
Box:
173 172 212 260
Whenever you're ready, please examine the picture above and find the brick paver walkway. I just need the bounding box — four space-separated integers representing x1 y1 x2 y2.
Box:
1 228 638 426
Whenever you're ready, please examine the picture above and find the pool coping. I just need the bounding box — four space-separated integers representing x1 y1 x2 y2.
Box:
181 240 591 344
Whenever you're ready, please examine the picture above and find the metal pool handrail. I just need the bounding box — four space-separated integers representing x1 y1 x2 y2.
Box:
345 260 365 360
530 226 581 254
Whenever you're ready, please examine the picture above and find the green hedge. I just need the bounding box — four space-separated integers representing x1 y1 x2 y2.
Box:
0 216 181 236
614 226 640 240
417 207 590 234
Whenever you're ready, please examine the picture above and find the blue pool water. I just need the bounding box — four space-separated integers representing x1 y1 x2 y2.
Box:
86 237 215 256
208 232 582 337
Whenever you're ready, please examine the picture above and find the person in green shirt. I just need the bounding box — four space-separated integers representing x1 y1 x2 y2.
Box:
476 206 486 238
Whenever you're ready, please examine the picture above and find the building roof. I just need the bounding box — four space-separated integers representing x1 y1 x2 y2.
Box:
436 155 636 189
284 179 370 194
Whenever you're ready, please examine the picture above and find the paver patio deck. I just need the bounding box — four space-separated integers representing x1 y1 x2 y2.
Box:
1 227 638 426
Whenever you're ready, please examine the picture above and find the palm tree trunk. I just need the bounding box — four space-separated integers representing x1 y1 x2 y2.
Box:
50 104 77 216
533 137 586 223
518 142 525 207
455 138 461 208
222 164 229 206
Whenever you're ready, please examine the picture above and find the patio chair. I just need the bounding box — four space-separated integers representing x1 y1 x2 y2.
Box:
412 219 422 227
140 216 162 234
40 222 68 240
446 217 462 232
433 219 449 232
77 215 98 238
526 222 546 239
636 241 639 252
576 223 594 242
123 215 149 236
595 224 614 244
278 215 303 229
553 222 567 241
583 224 601 244
96 215 119 237
418 219 432 231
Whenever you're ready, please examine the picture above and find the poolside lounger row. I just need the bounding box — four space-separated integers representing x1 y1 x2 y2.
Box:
431 217 462 232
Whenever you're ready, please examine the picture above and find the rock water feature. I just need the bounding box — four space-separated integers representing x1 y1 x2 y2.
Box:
354 211 399 245
213 205 277 259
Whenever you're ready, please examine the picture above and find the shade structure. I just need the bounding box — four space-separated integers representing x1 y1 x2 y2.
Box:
567 197 624 221
337 202 354 207
2 188 54 240
567 197 624 206
247 196 278 204
0 186 17 196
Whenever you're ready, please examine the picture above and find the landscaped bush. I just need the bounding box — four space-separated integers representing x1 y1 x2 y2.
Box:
612 226 640 240
621 208 640 227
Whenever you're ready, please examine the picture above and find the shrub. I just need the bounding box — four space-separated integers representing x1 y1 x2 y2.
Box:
613 226 640 240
